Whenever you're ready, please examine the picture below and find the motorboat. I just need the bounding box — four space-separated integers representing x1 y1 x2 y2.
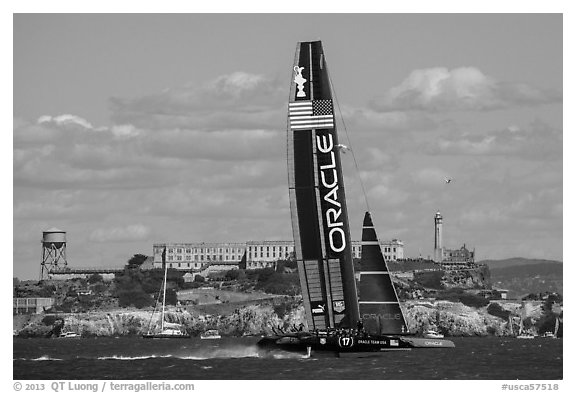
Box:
200 329 221 339
423 329 444 339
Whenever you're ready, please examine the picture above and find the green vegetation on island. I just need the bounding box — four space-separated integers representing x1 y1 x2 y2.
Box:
13 255 562 338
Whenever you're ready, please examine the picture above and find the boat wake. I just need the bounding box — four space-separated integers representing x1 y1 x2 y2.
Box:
166 344 309 360
16 344 311 362
255 347 311 359
93 345 265 361
15 355 64 361
97 355 175 360
176 345 261 360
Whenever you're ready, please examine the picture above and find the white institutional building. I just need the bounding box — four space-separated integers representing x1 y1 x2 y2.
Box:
153 239 404 271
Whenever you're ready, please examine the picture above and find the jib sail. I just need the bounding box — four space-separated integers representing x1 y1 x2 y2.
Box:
358 212 409 335
287 40 359 330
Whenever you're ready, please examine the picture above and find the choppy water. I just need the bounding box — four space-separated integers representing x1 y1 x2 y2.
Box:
13 336 562 380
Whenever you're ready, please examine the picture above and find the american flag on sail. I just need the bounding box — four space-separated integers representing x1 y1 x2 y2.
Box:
289 100 334 130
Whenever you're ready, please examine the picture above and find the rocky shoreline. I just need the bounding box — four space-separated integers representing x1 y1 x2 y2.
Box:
14 299 553 338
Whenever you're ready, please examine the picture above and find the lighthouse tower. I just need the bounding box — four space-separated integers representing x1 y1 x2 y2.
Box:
434 211 443 263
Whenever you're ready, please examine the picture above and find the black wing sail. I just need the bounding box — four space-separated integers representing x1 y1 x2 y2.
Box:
287 41 359 330
359 212 409 335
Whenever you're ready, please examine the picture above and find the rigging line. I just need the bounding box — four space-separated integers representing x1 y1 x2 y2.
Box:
326 65 371 213
146 279 164 334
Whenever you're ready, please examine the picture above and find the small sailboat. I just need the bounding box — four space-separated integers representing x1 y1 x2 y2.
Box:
200 329 221 339
542 317 560 338
516 304 535 339
516 330 536 339
143 251 190 339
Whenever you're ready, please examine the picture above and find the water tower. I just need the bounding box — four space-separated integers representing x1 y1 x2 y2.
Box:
41 228 68 280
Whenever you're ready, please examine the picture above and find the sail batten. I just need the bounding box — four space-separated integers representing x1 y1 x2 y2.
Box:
288 41 359 330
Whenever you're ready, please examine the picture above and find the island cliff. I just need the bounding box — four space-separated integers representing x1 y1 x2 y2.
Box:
15 299 558 338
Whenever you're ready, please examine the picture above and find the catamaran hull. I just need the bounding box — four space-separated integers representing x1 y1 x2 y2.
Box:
257 333 454 356
400 336 455 348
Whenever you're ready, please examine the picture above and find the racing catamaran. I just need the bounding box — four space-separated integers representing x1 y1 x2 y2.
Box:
257 40 454 356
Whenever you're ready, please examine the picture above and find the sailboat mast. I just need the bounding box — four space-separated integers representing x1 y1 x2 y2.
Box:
161 262 168 331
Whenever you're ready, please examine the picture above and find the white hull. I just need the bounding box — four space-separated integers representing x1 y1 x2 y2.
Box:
200 330 221 339
517 334 536 339
423 330 444 339
59 332 80 338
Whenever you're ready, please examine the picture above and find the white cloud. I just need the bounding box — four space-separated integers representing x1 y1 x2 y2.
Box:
208 72 271 97
371 67 561 112
38 114 94 129
89 224 151 243
110 124 140 138
428 120 562 160
342 106 437 133
109 72 285 130
142 128 283 162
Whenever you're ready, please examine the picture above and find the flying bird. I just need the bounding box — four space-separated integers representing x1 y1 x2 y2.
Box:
336 144 350 154
445 177 453 184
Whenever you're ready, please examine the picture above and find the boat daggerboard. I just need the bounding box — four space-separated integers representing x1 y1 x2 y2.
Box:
287 41 359 331
359 212 409 335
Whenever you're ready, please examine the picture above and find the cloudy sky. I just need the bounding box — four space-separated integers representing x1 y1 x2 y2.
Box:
12 13 562 279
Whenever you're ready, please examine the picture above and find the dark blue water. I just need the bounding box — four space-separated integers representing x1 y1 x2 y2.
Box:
13 337 562 380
